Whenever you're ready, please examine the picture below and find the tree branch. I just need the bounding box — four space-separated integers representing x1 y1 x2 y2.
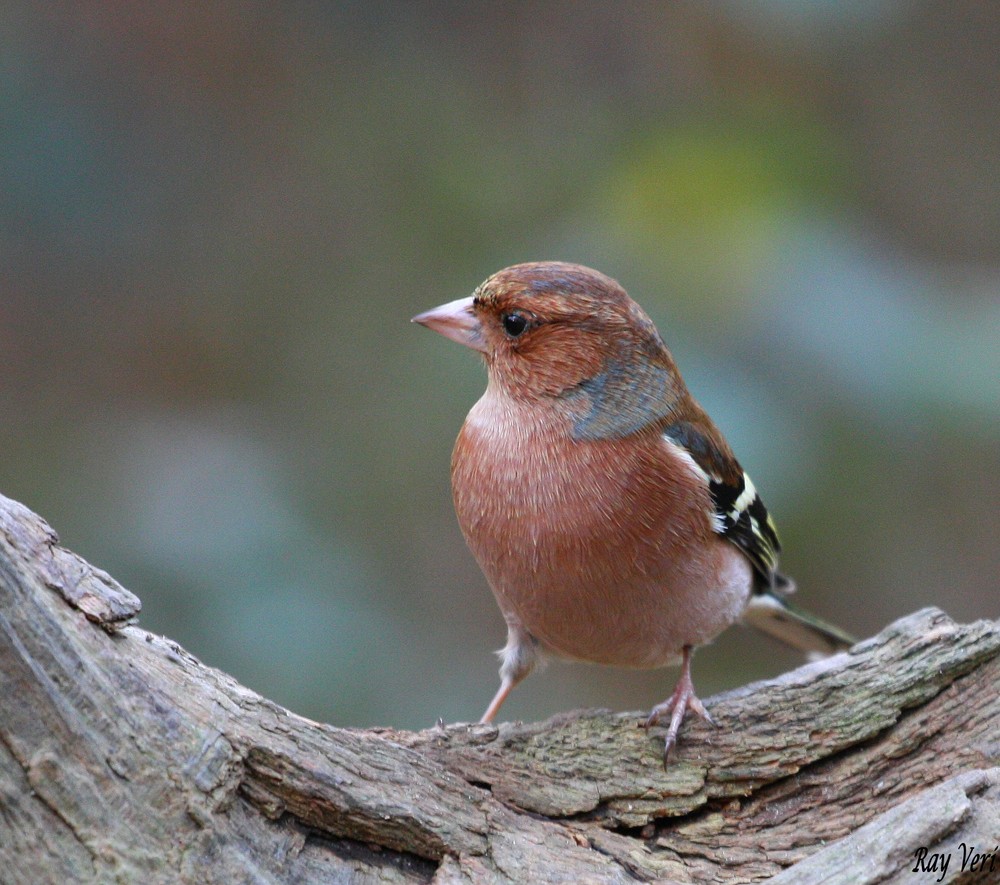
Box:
1 493 997 883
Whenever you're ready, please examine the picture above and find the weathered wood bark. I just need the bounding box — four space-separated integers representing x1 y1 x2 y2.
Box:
1 492 998 884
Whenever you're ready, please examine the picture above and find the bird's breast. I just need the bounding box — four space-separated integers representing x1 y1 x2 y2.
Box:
450 392 751 667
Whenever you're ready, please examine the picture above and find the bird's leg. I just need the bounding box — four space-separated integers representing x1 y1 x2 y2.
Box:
480 677 515 724
644 645 714 763
480 624 539 724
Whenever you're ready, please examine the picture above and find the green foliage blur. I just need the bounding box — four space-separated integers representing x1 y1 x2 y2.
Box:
2 2 997 729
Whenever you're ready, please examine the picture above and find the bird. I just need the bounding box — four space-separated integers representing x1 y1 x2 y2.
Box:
412 261 854 761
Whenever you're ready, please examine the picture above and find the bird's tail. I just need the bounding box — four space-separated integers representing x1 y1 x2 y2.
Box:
743 586 856 657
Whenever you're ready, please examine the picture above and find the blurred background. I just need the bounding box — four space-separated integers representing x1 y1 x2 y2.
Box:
1 2 997 730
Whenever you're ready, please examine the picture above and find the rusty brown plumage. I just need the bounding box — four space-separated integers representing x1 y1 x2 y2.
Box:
413 262 853 761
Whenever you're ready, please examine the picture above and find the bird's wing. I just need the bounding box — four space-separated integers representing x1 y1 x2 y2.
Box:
562 355 784 588
661 419 783 589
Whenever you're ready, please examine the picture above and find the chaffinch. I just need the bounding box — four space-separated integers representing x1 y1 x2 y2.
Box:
413 262 854 760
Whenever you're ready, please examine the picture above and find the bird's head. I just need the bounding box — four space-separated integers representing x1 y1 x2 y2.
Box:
413 262 673 401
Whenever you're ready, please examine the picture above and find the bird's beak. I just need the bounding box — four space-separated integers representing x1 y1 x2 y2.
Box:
411 296 487 353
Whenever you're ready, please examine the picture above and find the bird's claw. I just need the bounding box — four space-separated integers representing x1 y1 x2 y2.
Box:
643 646 713 765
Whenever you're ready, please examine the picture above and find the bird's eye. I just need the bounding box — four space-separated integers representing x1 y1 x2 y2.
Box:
502 312 529 337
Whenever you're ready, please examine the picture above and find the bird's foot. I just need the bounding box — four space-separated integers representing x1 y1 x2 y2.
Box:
643 646 714 765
